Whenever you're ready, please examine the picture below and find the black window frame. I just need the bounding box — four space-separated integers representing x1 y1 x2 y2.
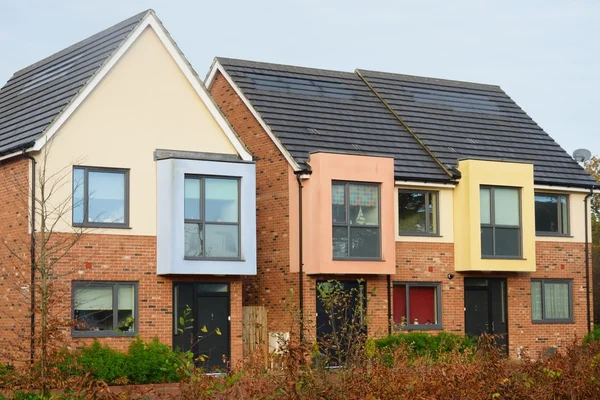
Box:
184 175 242 261
392 282 443 330
397 189 440 236
480 185 522 259
531 279 574 324
72 166 130 229
71 281 138 337
332 181 381 260
534 192 570 236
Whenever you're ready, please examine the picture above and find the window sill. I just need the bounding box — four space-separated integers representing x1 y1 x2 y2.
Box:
332 257 384 262
184 257 244 262
394 324 443 331
535 233 572 238
481 256 524 260
72 330 137 338
73 224 131 230
398 232 441 237
532 320 574 325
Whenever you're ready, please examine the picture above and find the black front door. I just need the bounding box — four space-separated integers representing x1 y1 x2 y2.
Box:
173 283 230 371
464 278 508 353
316 279 367 366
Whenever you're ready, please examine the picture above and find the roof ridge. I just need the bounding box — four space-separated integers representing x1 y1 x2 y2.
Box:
356 68 501 90
216 57 356 77
11 9 152 79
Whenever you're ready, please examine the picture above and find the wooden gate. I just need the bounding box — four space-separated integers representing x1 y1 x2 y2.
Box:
242 306 268 365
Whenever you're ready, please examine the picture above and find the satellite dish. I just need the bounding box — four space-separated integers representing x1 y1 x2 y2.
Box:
573 148 592 163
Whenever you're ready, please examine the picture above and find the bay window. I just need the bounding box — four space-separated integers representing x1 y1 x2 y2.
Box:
332 182 380 259
184 176 240 259
480 186 521 258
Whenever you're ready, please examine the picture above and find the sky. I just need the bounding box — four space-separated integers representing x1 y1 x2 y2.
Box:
0 0 598 157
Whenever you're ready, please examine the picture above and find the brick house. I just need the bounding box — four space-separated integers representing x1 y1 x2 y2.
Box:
0 10 256 369
206 58 598 358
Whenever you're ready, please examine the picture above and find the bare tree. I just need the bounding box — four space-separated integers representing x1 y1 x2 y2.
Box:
584 156 600 324
0 143 89 394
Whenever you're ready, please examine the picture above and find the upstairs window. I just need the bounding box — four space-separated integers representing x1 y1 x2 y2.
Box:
73 167 129 228
480 186 521 258
398 190 439 235
184 176 240 259
332 182 380 259
535 193 569 235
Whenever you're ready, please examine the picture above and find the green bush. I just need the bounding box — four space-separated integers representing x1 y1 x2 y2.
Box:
583 324 600 343
125 337 182 384
78 340 129 383
374 331 475 359
76 337 184 385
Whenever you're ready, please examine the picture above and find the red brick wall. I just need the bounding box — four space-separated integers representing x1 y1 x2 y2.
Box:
393 242 462 333
0 156 32 362
208 70 593 358
209 72 298 335
51 233 243 364
0 156 244 366
508 241 591 357
391 240 591 358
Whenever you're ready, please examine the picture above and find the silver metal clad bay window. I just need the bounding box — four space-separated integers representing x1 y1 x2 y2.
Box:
184 176 240 259
332 182 381 259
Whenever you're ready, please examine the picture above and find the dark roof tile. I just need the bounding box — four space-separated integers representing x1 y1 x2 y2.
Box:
358 69 596 187
0 10 149 156
217 58 452 182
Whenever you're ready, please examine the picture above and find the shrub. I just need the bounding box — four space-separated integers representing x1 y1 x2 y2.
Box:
373 331 475 359
76 337 184 385
77 341 129 384
583 324 600 343
125 337 182 384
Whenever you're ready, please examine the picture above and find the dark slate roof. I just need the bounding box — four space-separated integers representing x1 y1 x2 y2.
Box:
357 70 597 187
0 10 150 157
216 58 452 182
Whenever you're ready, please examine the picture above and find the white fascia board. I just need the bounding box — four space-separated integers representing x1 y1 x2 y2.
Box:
205 60 301 172
32 12 253 162
534 185 600 194
0 149 30 162
395 181 456 189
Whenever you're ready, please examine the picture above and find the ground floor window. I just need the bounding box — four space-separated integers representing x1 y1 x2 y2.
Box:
72 281 137 336
393 282 441 329
531 279 573 323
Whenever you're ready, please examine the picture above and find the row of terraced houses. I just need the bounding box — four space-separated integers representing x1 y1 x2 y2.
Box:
0 10 597 369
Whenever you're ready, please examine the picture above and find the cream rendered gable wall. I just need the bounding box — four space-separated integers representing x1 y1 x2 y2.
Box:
36 26 238 236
